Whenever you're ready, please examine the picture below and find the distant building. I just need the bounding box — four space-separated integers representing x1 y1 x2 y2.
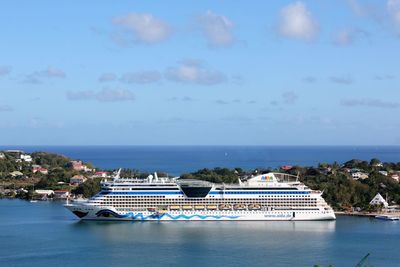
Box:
32 167 48 175
71 160 92 172
53 190 70 199
35 189 54 196
390 173 399 182
281 165 293 171
379 171 388 176
5 150 24 154
351 172 369 180
94 171 108 178
320 167 333 175
0 152 5 159
71 160 84 171
9 171 23 177
70 175 87 185
20 154 32 162
370 193 388 208
371 162 383 168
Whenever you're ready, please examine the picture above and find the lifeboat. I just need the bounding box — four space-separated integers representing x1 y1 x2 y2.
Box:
182 205 193 210
194 205 205 210
248 204 261 210
169 205 180 210
206 205 217 210
234 204 246 210
219 204 232 210
158 209 168 213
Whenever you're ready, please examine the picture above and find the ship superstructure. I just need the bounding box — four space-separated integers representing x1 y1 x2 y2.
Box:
65 172 336 221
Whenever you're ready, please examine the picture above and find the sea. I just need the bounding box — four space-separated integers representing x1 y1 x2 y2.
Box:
1 145 400 266
1 145 400 175
1 200 399 267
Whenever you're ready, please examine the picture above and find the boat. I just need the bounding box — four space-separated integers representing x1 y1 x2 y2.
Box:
248 204 261 210
219 204 232 210
375 215 400 221
65 171 336 221
234 204 246 210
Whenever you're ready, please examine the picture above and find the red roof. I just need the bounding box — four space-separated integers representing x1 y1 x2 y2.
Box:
281 165 293 171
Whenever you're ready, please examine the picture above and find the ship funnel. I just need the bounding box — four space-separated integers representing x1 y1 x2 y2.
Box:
148 174 153 183
154 172 159 182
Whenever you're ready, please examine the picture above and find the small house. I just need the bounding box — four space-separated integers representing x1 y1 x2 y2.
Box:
369 193 388 208
53 190 70 199
70 175 87 185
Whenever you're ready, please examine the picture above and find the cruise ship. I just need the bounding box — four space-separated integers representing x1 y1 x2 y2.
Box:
65 171 336 221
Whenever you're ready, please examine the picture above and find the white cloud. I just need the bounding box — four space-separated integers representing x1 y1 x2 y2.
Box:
23 66 66 84
341 98 400 108
334 28 355 46
165 60 226 85
333 28 369 46
67 88 135 102
388 0 400 34
282 91 298 104
330 75 354 85
112 13 172 44
45 66 66 78
121 71 161 84
99 73 117 82
348 0 384 22
216 99 229 105
197 10 235 47
169 96 195 102
0 105 13 112
0 66 11 76
302 76 317 83
278 1 319 41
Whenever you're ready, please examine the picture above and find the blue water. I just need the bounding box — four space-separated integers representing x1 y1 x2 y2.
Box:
0 200 399 267
1 145 400 175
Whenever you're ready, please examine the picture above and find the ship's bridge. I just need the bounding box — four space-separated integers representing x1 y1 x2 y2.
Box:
177 179 213 198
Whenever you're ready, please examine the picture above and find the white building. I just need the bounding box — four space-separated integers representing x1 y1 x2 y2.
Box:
53 190 70 199
379 171 388 176
35 189 54 196
20 154 32 162
369 193 388 208
391 173 399 182
351 172 369 180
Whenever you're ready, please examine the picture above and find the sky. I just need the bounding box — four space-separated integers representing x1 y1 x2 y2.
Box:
1 0 400 145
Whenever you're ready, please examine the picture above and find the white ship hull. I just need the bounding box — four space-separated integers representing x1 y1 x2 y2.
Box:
65 204 336 221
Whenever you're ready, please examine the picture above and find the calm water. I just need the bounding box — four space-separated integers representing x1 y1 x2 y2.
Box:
0 200 399 267
1 145 400 175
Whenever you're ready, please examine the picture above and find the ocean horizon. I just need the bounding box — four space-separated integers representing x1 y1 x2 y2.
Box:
1 145 399 175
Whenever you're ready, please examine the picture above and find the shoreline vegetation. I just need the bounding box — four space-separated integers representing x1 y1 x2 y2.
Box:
1 150 400 213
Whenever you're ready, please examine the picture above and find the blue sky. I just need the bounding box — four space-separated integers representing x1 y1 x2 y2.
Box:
1 0 400 145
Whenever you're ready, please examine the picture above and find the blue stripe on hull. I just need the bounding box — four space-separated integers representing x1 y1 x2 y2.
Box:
95 209 240 220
